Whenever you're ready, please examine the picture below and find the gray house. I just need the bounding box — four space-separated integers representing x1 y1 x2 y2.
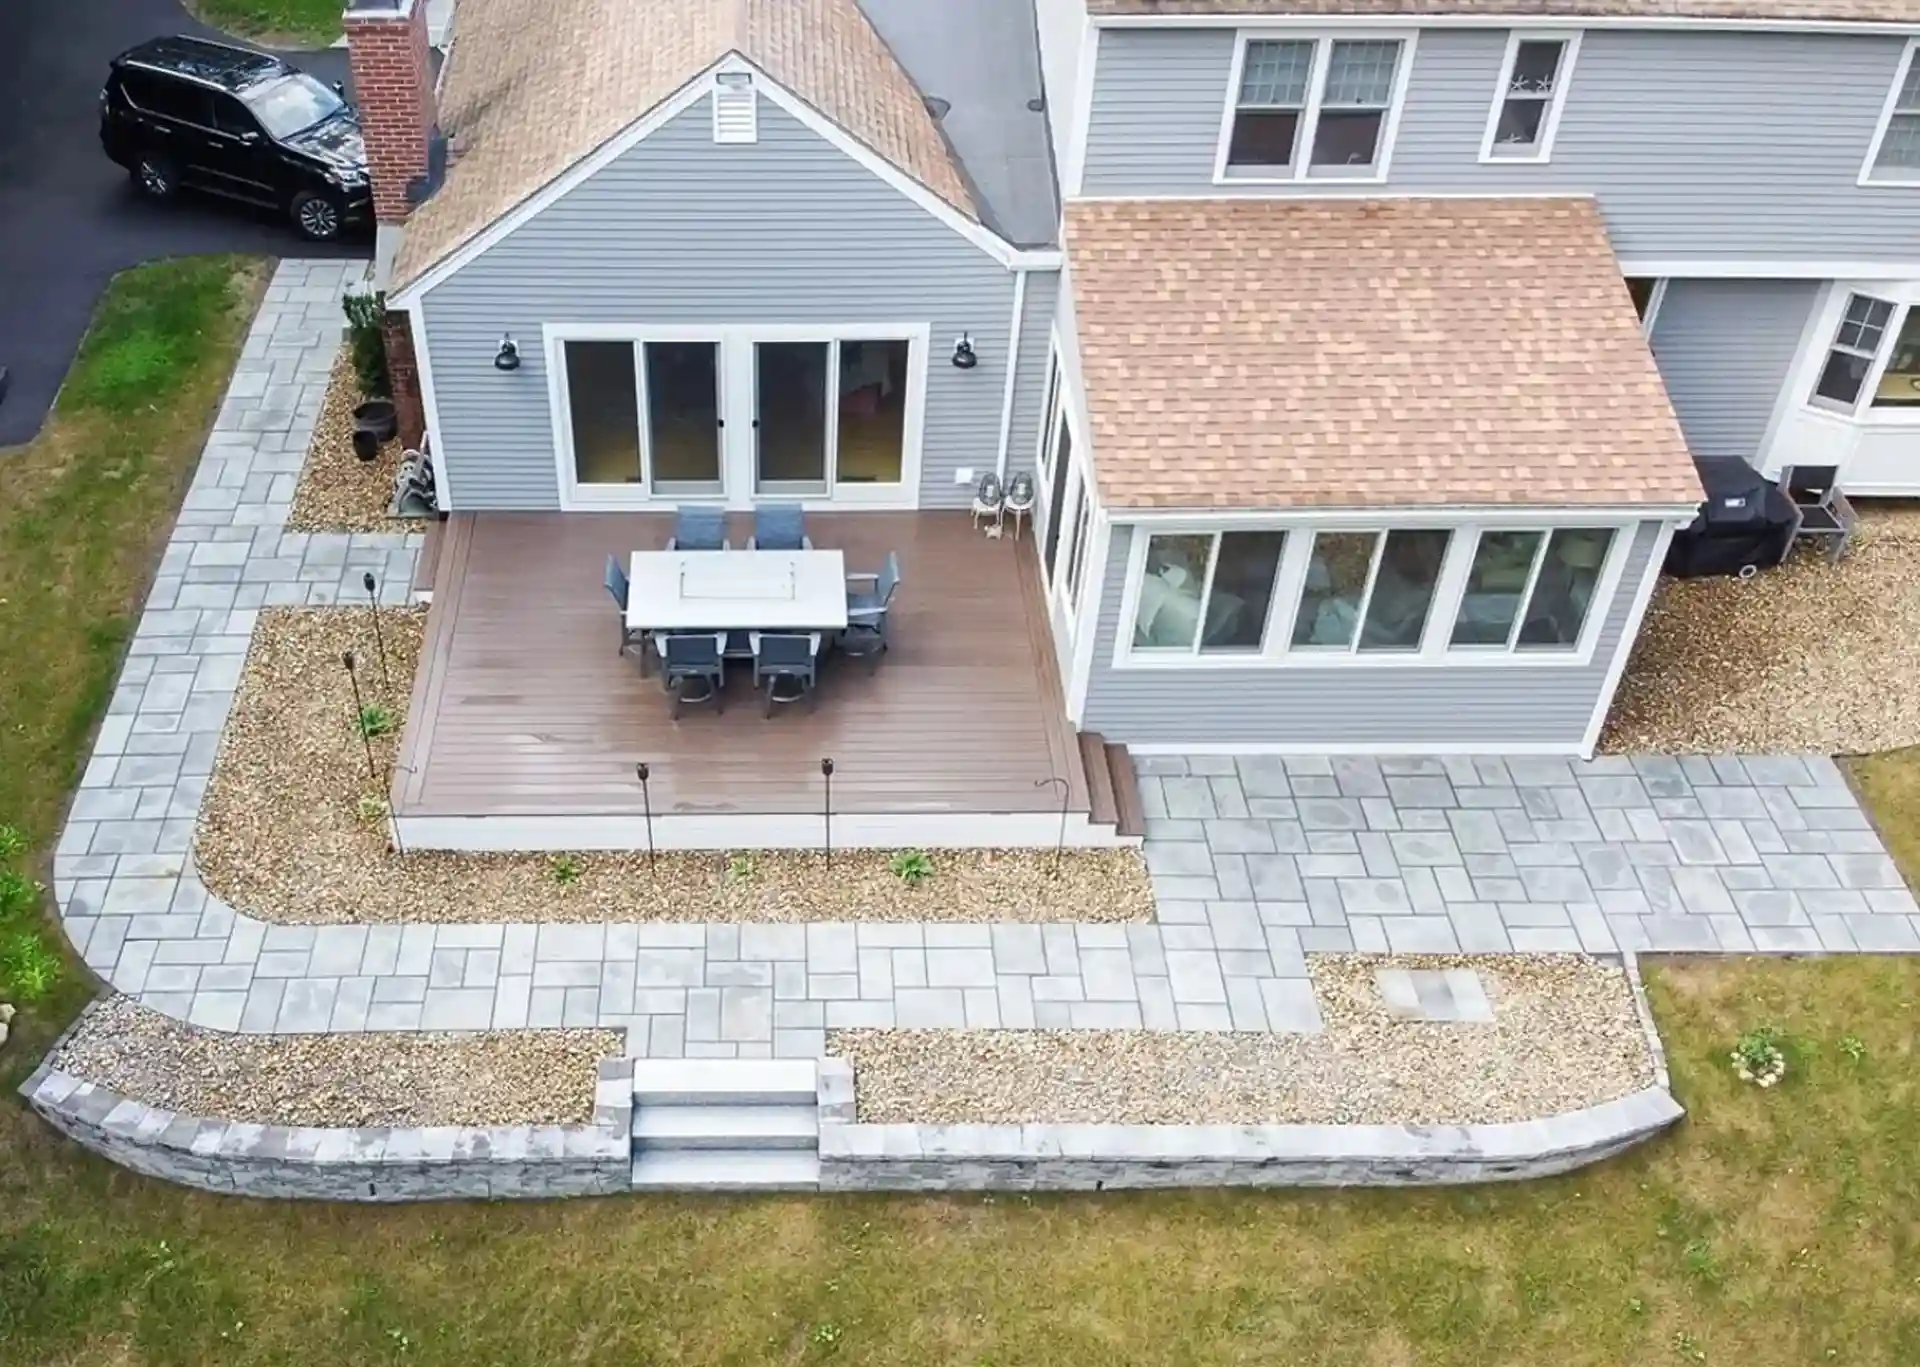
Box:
345 0 1919 769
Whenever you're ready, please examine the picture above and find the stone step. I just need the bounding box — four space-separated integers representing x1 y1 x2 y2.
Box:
630 1058 818 1106
632 1103 818 1150
630 1148 822 1191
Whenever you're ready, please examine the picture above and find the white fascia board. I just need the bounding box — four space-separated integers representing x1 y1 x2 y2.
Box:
1091 13 1920 37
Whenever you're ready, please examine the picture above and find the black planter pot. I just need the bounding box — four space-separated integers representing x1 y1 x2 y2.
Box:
353 398 399 444
352 427 381 461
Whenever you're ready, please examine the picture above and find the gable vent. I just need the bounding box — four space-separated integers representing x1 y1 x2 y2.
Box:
712 73 757 145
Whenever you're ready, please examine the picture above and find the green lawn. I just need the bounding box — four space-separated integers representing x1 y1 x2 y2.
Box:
188 0 344 47
1 957 1914 1365
3 259 1919 1363
0 255 266 1054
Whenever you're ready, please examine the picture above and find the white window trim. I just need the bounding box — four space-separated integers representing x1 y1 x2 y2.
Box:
1635 276 1669 339
1477 30 1582 165
1858 38 1920 189
542 321 930 512
1212 30 1420 186
1805 291 1899 416
1111 515 1635 672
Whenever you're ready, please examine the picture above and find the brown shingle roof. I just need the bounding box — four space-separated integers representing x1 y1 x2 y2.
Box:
1064 197 1702 511
1088 0 1917 21
392 0 978 291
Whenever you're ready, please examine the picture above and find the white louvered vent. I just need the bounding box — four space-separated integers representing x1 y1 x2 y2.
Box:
712 73 757 144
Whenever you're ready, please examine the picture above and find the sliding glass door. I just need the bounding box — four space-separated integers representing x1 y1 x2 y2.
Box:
753 337 909 495
562 338 721 496
643 341 722 495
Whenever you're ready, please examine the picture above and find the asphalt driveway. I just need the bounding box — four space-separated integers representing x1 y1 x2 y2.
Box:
0 0 367 445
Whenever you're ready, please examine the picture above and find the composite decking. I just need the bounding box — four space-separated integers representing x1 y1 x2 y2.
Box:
393 511 1095 846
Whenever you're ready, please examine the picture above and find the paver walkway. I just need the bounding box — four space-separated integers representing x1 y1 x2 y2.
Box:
44 261 1920 1060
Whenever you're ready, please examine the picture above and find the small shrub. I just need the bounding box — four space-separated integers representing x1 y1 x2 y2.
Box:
0 931 62 1001
727 853 756 882
0 869 39 921
357 704 396 739
355 795 390 824
342 284 391 399
1839 1032 1867 1063
889 850 935 887
549 855 582 886
1730 1025 1787 1088
0 824 25 863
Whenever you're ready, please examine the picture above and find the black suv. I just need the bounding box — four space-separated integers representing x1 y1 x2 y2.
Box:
101 36 371 240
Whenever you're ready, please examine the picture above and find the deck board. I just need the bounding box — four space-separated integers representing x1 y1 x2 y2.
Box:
393 511 1090 819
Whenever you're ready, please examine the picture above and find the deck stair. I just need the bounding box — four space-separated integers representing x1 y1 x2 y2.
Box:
1077 732 1146 840
629 1060 821 1191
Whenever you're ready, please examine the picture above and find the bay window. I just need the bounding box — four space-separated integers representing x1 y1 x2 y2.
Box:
1811 293 1895 411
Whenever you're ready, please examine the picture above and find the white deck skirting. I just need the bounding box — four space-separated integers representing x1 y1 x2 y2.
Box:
393 809 1137 853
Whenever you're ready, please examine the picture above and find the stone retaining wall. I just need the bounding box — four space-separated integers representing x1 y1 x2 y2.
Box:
17 1055 634 1201
813 1059 1682 1191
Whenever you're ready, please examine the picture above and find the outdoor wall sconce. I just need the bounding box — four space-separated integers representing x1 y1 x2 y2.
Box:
950 333 978 370
494 334 521 371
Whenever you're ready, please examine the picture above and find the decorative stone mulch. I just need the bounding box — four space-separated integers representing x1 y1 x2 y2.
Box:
52 997 620 1126
284 347 409 534
1602 507 1920 755
195 608 1153 925
833 955 1652 1126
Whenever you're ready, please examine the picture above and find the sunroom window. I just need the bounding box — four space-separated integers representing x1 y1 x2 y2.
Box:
1450 527 1615 652
1290 529 1451 653
1132 530 1289 653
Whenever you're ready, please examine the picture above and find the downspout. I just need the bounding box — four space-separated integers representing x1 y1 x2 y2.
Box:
993 267 1029 480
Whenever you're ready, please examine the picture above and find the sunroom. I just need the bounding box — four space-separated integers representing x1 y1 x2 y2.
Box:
1057 195 1705 755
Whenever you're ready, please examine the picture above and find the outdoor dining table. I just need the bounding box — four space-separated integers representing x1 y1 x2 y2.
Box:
625 548 850 633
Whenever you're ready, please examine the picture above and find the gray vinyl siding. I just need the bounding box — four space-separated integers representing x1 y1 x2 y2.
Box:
422 97 1019 510
1008 270 1060 482
1080 520 1662 750
1083 27 1920 261
1648 279 1821 462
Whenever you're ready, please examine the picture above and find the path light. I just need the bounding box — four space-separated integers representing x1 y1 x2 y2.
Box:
950 333 977 370
362 571 392 694
1035 776 1069 879
820 757 835 869
635 762 655 873
493 334 521 371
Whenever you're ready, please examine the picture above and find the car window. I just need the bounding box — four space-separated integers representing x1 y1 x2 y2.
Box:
210 94 260 138
120 71 211 126
241 74 344 139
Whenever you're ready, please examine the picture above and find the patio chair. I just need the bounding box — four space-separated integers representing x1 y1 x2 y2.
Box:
971 471 1004 532
656 632 727 719
749 631 822 716
837 551 900 672
747 501 812 551
667 505 730 552
603 555 648 662
1779 465 1858 564
1003 471 1036 541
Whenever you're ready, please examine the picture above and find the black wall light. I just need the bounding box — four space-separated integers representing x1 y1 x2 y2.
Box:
950 332 978 370
494 334 521 371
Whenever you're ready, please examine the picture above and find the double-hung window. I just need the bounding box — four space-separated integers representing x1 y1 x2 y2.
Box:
1480 33 1579 162
1862 40 1920 185
1449 528 1616 653
1221 35 1410 181
1811 293 1896 411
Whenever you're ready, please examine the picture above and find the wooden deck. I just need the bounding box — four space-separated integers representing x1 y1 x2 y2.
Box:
393 511 1096 847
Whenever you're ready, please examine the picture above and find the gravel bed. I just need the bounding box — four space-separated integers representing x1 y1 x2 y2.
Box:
52 997 620 1126
1602 506 1920 754
832 955 1652 1126
196 608 1152 925
285 346 410 534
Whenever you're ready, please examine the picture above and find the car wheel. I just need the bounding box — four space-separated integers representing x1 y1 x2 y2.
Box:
131 156 176 200
292 191 343 241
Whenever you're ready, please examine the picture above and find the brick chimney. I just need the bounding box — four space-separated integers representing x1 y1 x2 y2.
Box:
344 0 435 458
343 0 436 226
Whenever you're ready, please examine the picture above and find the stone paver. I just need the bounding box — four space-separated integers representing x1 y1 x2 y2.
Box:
43 262 1920 1065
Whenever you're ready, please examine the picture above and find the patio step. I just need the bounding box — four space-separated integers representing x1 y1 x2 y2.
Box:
630 1059 817 1106
632 1103 818 1150
1105 742 1147 839
630 1148 822 1191
1079 730 1120 830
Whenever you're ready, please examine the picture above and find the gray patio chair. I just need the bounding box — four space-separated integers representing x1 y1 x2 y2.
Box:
603 555 648 662
667 505 729 551
837 551 900 672
1779 465 1858 564
656 632 728 719
747 502 812 551
749 631 822 716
